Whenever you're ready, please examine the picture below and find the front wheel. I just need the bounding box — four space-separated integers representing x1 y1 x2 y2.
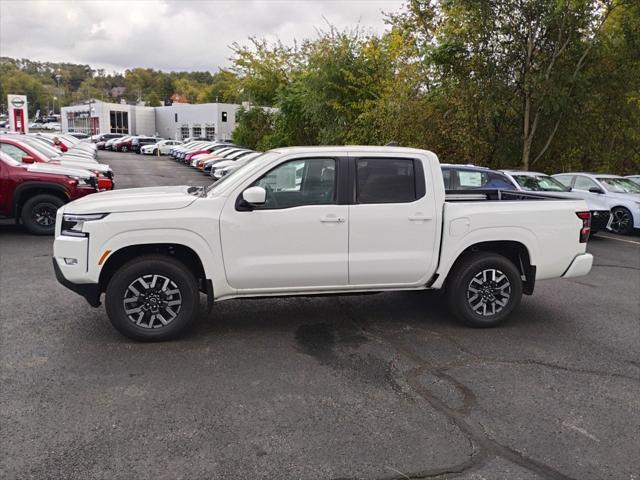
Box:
446 252 522 328
121 145 128 152
105 255 200 341
21 194 64 235
609 207 634 235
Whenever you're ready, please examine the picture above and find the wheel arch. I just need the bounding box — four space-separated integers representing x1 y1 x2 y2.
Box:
13 182 69 218
441 240 536 295
98 243 208 292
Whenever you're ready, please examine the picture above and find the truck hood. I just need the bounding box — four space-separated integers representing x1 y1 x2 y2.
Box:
55 159 112 173
24 162 95 178
63 185 199 214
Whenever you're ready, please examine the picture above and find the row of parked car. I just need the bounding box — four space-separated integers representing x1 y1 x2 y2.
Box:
440 164 640 234
0 133 112 234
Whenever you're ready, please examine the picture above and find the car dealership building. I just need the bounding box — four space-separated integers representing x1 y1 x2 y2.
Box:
61 100 242 140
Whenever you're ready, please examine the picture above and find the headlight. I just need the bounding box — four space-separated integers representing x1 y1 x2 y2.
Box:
67 175 93 187
61 213 108 237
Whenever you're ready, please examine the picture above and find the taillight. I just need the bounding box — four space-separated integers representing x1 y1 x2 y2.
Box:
97 177 113 190
576 211 591 243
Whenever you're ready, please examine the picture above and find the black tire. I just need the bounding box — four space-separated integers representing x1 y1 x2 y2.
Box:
153 149 158 156
121 145 128 152
105 255 200 341
446 252 522 328
610 207 634 235
20 194 64 235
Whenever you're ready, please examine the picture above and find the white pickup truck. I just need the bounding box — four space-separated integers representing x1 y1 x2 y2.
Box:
53 147 594 341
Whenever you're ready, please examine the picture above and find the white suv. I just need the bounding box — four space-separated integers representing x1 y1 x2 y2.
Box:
552 173 640 234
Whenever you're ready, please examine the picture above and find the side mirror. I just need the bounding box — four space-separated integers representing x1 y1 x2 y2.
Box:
22 155 35 164
588 187 605 194
242 186 266 205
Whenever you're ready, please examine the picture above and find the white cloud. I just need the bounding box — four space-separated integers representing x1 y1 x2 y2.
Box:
0 0 404 72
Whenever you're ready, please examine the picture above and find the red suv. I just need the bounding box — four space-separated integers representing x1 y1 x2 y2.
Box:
0 152 98 235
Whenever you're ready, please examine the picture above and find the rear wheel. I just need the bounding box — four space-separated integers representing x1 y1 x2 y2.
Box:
446 252 522 327
609 207 633 235
21 194 64 235
105 255 200 341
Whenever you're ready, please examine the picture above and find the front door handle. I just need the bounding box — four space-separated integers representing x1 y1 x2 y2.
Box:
320 215 346 223
408 214 432 222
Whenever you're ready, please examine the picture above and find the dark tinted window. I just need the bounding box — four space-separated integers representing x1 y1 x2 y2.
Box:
441 168 451 189
356 158 416 204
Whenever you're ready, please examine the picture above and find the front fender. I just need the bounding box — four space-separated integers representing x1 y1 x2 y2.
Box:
88 228 231 298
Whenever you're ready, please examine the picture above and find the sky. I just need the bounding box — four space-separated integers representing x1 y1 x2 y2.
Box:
0 0 405 73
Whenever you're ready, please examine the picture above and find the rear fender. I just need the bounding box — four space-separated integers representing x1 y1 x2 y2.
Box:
431 226 538 289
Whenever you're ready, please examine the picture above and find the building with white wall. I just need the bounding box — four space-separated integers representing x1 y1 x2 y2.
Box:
154 102 238 141
61 100 242 140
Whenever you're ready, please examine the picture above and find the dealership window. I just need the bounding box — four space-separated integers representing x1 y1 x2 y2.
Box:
204 125 215 140
192 125 202 138
109 111 129 134
221 111 228 122
180 125 190 139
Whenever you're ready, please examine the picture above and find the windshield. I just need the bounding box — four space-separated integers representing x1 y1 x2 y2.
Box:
597 177 640 193
21 137 61 159
512 174 569 192
206 152 278 193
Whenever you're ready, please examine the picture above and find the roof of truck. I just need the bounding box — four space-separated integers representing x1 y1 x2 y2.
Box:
270 146 436 157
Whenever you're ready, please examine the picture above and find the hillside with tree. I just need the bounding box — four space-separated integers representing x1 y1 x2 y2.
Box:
1 0 638 173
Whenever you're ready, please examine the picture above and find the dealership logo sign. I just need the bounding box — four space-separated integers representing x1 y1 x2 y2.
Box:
11 97 25 108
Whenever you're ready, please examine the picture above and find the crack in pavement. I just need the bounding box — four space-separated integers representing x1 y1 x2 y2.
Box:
429 331 640 383
336 298 577 480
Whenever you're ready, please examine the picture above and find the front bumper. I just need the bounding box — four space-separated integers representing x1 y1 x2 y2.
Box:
53 257 101 307
562 253 593 279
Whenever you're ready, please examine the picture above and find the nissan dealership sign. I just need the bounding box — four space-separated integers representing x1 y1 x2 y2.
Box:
8 94 29 133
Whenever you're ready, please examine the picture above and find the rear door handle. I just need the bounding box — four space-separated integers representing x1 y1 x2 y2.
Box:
320 215 346 223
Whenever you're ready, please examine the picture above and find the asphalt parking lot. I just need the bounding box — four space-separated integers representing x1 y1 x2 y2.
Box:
1 150 639 480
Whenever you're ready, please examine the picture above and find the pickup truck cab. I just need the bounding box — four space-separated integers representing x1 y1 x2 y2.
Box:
53 147 594 341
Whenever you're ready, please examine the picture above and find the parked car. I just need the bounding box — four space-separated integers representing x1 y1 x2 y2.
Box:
105 136 128 151
114 136 136 152
132 136 159 154
212 152 263 179
0 151 98 234
53 146 594 341
92 133 125 144
206 150 256 175
625 175 640 185
501 170 611 234
0 136 114 190
552 173 640 234
69 132 90 140
441 164 517 191
199 148 247 172
141 140 183 156
191 146 239 168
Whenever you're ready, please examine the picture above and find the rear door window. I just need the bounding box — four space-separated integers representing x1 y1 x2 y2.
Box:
573 176 598 191
356 158 417 204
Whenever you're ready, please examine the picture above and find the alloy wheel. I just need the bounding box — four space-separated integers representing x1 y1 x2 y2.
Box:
33 204 57 226
610 209 631 234
467 268 511 316
123 274 182 329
